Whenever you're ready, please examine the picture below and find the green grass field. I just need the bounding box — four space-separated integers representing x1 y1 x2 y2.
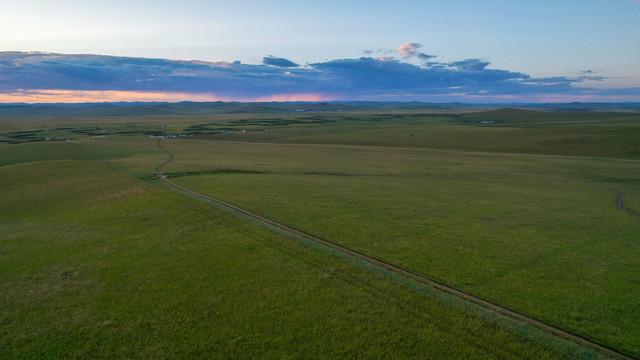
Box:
2 107 639 358
165 140 640 357
1 160 564 359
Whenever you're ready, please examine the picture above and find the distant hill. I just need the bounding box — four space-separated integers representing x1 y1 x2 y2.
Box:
454 107 640 126
0 101 449 117
0 101 638 118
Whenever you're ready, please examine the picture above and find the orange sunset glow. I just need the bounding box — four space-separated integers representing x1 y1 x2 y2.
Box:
0 90 223 103
0 90 331 103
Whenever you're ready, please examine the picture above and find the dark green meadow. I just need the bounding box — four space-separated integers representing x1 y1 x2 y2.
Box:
2 105 640 358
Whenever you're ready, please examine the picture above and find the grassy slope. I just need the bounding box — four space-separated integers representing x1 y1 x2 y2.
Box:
3 109 639 161
204 111 640 159
0 137 165 175
165 139 640 356
0 160 563 359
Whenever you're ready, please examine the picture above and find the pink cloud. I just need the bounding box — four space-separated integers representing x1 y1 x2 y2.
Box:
397 43 422 57
396 43 436 62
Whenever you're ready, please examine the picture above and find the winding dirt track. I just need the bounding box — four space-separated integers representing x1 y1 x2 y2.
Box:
155 140 174 180
616 192 640 218
153 139 634 360
587 181 640 219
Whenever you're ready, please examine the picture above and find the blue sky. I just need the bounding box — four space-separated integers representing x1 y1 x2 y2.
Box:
1 0 639 103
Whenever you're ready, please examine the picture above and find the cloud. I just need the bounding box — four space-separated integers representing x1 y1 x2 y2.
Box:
397 43 422 57
0 50 637 103
581 76 607 82
448 59 490 71
309 56 527 95
416 53 436 62
397 42 436 62
263 56 299 67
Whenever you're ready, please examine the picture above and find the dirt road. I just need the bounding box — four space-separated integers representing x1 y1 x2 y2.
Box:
587 181 640 219
153 139 634 360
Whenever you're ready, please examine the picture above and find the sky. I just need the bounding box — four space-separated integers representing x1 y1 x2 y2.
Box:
1 0 639 103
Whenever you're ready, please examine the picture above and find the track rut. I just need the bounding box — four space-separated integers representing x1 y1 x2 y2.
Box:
153 139 635 360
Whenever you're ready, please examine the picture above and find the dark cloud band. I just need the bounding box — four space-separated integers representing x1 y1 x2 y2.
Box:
263 56 299 67
0 49 636 100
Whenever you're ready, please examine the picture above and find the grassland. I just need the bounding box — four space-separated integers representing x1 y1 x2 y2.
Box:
0 160 564 358
183 109 640 159
164 139 640 356
2 105 640 358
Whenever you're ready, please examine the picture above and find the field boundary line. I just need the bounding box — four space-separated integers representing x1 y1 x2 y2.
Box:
112 140 636 360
